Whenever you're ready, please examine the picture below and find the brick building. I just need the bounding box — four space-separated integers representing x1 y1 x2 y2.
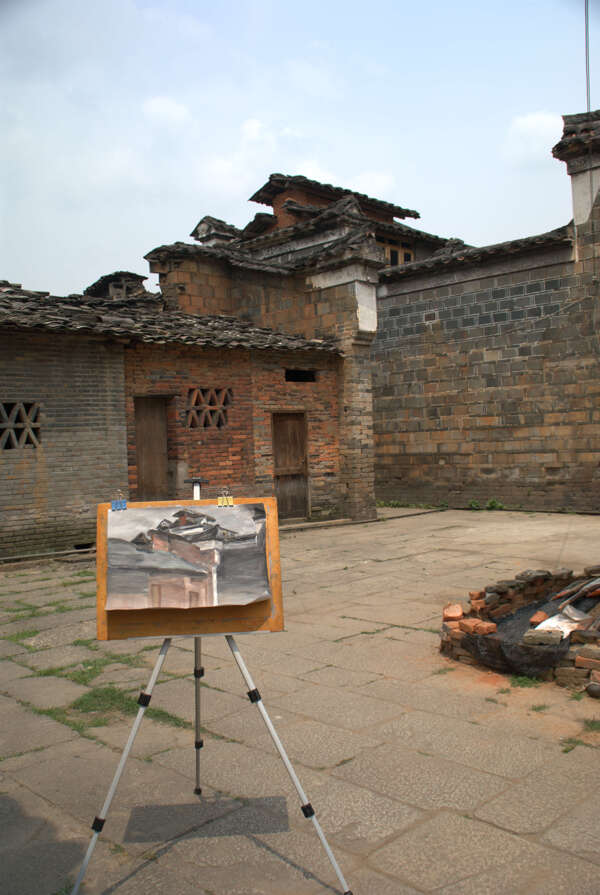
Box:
372 109 600 511
2 107 598 556
0 278 340 557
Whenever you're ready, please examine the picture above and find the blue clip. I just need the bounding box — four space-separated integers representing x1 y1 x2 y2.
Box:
111 499 127 511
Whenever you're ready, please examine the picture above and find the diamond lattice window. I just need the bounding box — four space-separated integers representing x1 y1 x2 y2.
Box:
1 402 42 450
186 388 232 429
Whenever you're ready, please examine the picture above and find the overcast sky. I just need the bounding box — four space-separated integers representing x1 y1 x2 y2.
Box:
1 0 598 296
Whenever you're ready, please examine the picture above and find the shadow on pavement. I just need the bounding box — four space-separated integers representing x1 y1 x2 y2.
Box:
0 794 84 895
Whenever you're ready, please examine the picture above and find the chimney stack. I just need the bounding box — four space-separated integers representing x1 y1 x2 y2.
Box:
553 110 600 226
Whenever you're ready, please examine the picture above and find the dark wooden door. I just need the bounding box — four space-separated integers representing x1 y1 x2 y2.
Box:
272 412 308 519
134 397 169 500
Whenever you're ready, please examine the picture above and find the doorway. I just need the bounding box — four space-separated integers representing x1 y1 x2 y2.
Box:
272 412 308 519
134 397 169 500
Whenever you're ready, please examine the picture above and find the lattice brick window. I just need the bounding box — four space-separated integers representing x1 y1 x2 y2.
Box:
1 402 42 450
186 388 232 429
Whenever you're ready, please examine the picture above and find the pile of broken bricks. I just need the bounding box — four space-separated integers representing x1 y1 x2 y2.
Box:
440 565 600 693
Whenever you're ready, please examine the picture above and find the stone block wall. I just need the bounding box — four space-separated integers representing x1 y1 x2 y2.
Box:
124 343 342 518
0 331 128 557
373 237 600 511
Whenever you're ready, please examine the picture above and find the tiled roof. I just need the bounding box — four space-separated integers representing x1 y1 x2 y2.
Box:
0 281 339 353
144 241 289 274
250 173 420 220
84 271 147 297
189 216 241 242
380 225 572 280
553 110 600 161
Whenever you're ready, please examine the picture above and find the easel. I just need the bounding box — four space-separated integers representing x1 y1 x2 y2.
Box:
71 482 353 895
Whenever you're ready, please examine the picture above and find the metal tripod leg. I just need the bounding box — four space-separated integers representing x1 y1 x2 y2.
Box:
225 635 353 895
71 638 172 895
193 636 203 795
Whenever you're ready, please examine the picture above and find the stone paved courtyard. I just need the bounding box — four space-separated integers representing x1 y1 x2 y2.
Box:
2 509 600 894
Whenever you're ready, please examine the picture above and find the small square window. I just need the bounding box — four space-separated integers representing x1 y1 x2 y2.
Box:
186 388 232 429
285 369 316 382
0 401 42 450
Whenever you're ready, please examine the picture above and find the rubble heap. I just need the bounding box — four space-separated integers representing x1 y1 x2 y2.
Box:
440 565 600 691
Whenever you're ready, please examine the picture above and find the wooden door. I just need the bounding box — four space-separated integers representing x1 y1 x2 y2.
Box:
134 397 169 500
272 413 308 519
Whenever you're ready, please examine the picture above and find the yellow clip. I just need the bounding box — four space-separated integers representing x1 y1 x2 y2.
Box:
217 495 224 507
227 495 234 506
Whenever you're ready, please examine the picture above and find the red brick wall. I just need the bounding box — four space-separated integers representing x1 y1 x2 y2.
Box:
124 343 342 516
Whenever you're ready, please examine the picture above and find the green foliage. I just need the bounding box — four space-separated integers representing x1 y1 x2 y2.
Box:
485 498 505 511
561 737 587 753
71 686 138 716
530 704 549 712
510 675 541 688
583 719 600 732
5 628 38 644
468 500 481 510
70 685 192 729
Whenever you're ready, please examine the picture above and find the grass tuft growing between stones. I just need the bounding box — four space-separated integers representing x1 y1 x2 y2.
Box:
4 629 39 647
510 675 541 688
70 685 192 729
562 737 589 753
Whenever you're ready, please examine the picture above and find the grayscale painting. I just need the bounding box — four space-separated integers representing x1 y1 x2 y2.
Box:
106 504 270 611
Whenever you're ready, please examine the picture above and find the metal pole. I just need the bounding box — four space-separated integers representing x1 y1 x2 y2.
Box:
225 635 353 895
193 635 203 795
71 638 172 895
188 477 206 796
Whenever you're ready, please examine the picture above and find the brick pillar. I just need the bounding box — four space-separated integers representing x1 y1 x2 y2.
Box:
307 265 379 521
339 339 377 520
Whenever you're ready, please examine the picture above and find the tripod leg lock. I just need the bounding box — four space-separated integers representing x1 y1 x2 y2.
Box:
247 688 261 703
137 692 151 707
301 802 315 818
194 666 205 679
91 816 105 833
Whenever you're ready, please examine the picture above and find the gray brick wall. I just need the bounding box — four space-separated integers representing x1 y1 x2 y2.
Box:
372 240 600 512
0 330 128 556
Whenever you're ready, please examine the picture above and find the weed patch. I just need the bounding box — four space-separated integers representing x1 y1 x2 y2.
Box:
5 629 39 645
510 675 540 688
530 704 549 712
583 719 600 732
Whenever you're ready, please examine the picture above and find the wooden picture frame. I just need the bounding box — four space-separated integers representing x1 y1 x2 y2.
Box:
96 497 283 640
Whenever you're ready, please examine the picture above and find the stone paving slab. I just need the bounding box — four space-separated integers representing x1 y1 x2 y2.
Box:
541 795 600 862
19 643 95 670
151 677 247 724
0 693 77 758
0 659 34 685
474 748 600 834
2 674 90 708
331 741 508 811
269 681 404 732
3 511 600 893
374 710 557 778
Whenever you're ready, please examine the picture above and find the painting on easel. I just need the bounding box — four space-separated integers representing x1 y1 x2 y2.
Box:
96 497 283 640
106 503 270 611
